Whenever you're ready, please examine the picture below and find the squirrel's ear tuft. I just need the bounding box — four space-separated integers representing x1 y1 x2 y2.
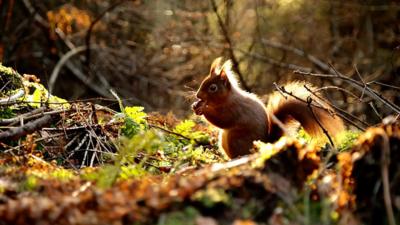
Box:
210 57 223 76
220 69 231 88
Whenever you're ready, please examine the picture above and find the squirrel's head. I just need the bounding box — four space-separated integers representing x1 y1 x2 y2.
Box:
192 57 236 115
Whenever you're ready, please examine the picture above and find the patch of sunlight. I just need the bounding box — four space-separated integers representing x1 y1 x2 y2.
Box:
278 0 303 9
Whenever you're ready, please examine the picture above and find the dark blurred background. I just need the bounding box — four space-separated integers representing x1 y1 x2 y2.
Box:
1 0 399 123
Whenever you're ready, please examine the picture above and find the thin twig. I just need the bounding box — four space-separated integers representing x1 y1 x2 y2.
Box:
0 115 53 141
273 82 288 100
76 105 114 157
53 29 114 98
261 39 332 73
63 134 81 151
313 86 365 102
21 0 49 28
354 65 367 100
260 39 400 114
90 142 100 167
269 113 290 137
367 81 400 91
303 85 369 130
81 135 91 168
49 46 89 93
9 108 70 126
90 103 98 124
328 63 400 113
42 124 100 132
306 97 335 147
369 102 383 120
379 131 397 225
274 83 367 135
274 83 348 141
148 124 193 142
274 84 328 113
0 89 24 105
294 70 400 114
3 133 65 153
0 107 46 125
74 134 89 153
0 80 11 92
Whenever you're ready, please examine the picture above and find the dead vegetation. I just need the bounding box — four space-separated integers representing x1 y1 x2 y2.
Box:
1 64 400 225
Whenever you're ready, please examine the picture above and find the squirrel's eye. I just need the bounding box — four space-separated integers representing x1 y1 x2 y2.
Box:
208 83 218 93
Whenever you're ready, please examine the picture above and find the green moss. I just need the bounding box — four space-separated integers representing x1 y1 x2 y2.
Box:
116 130 162 164
0 108 16 119
119 164 147 180
19 175 38 192
115 124 218 176
81 165 119 188
158 207 200 225
237 198 265 220
173 120 209 145
49 168 75 181
296 127 361 151
296 128 312 143
336 130 361 152
23 80 70 109
0 64 23 97
0 64 16 76
192 188 231 208
252 140 284 168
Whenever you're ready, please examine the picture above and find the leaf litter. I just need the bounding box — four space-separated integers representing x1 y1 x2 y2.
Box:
1 65 400 225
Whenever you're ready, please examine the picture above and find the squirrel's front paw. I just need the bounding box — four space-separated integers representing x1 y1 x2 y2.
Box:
192 99 205 115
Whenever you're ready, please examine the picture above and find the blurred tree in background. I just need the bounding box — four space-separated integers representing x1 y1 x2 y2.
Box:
1 0 399 121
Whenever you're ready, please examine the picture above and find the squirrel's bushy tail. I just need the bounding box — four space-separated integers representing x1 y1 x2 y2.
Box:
266 82 344 142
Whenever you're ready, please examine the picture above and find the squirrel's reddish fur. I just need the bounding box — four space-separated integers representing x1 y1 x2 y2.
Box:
192 57 344 159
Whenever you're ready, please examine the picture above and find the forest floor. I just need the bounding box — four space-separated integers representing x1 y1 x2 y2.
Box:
1 65 400 225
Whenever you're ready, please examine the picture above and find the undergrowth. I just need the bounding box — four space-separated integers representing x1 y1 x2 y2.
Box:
0 66 371 225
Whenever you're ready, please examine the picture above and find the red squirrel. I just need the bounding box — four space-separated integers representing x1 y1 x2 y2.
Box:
192 57 344 159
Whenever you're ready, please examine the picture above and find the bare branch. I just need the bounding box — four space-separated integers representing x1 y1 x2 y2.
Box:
306 97 335 147
261 39 333 73
0 115 53 141
303 85 369 130
0 89 24 105
260 39 400 115
274 82 367 131
0 107 46 125
49 46 88 93
209 0 250 91
367 81 400 91
22 0 49 28
148 124 192 142
313 86 364 102
294 70 400 114
379 131 397 225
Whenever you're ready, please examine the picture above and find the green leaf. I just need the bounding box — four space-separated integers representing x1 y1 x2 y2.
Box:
121 106 148 138
119 165 147 180
82 165 120 188
173 120 209 144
